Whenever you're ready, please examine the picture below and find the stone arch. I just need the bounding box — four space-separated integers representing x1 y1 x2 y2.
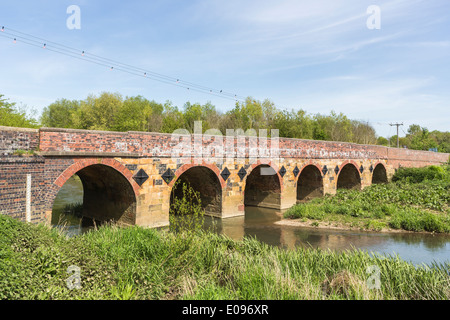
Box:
170 165 222 217
297 164 324 201
52 158 139 226
244 164 281 209
371 162 388 184
336 162 361 190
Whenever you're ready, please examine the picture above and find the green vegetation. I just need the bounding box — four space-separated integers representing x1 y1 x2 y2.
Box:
12 149 36 156
377 124 450 153
0 214 448 300
0 94 39 128
284 165 450 233
3 92 449 151
169 181 205 234
39 92 378 143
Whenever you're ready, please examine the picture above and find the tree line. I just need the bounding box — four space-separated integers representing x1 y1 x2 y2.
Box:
38 91 378 144
1 92 448 152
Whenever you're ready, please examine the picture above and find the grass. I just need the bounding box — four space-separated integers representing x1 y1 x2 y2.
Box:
0 214 449 300
12 148 37 156
284 165 450 233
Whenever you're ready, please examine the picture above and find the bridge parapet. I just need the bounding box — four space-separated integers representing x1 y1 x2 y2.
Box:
0 126 39 156
38 127 449 165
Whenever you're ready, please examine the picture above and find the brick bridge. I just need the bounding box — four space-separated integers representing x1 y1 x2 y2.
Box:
1 125 448 228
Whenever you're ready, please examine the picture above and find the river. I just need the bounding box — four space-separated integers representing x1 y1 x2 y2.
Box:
52 176 449 267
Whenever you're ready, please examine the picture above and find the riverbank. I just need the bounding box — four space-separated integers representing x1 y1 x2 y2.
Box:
283 165 450 234
0 214 448 300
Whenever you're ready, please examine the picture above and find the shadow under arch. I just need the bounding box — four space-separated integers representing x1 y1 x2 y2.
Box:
297 164 324 201
52 163 137 226
372 163 388 184
337 163 361 190
244 164 281 209
170 165 222 217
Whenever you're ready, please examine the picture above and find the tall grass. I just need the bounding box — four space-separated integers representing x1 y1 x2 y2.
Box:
0 215 448 300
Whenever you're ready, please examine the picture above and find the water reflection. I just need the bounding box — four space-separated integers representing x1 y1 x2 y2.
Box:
52 177 449 266
203 207 449 266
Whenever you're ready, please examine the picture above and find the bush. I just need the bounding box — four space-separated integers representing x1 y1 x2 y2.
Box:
392 165 448 183
389 209 449 233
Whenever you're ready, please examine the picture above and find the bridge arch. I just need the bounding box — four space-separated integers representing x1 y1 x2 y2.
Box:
52 158 139 226
336 161 361 190
244 163 282 209
297 164 324 201
371 162 388 184
170 164 223 217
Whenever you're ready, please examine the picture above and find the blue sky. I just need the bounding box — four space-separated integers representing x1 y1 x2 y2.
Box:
0 0 449 138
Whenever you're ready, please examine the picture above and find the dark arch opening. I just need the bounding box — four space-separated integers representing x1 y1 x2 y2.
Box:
337 163 361 190
52 164 137 228
244 165 281 209
297 165 324 201
170 166 222 217
372 164 388 184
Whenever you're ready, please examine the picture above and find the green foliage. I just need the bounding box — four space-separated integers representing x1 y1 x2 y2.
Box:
40 99 80 128
389 209 449 233
15 91 381 144
381 124 449 153
169 180 205 235
376 136 389 146
0 215 448 300
12 149 36 156
392 165 448 183
285 165 450 233
0 94 39 128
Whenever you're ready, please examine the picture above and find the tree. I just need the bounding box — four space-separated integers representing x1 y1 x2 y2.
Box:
352 120 377 145
161 101 185 133
112 95 153 132
408 126 438 151
72 92 123 131
0 94 38 128
40 98 79 128
376 136 389 146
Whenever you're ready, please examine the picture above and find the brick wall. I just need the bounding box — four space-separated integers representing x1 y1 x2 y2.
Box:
0 156 46 222
38 128 449 166
0 126 39 155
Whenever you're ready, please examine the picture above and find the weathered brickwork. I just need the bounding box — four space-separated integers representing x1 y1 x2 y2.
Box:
0 126 39 155
0 156 46 222
1 127 448 228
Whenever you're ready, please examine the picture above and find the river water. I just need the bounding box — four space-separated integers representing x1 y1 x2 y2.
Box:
52 176 449 267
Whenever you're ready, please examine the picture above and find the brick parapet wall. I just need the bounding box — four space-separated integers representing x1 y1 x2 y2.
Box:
0 126 39 155
38 127 449 166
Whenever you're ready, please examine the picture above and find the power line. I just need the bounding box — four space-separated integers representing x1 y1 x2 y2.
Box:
0 25 247 102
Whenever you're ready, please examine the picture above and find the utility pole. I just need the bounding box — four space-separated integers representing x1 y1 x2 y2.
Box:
389 122 403 148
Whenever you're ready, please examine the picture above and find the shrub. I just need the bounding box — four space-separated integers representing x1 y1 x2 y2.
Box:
389 209 449 233
392 165 448 183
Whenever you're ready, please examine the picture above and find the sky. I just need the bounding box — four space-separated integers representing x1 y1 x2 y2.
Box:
0 0 449 138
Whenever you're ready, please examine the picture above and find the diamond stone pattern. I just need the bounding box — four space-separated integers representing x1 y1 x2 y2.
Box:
133 168 149 186
279 166 286 178
220 167 231 181
293 166 300 177
237 167 247 181
161 168 175 184
334 165 340 175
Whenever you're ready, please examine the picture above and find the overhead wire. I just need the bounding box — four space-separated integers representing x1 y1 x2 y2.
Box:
0 25 247 102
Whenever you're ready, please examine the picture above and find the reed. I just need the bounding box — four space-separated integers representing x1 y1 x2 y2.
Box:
0 215 448 300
